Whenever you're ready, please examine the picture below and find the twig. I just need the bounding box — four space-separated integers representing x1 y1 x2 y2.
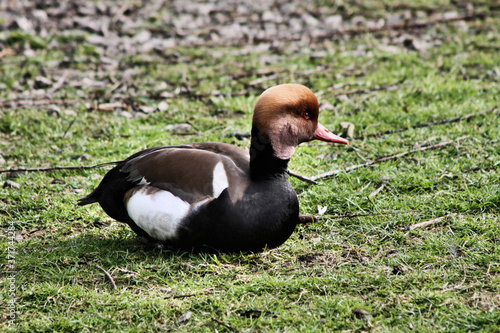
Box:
287 170 318 184
186 12 493 48
0 161 121 174
334 80 403 97
170 286 220 299
244 67 331 88
0 98 83 107
154 87 254 100
316 81 366 97
388 3 440 12
355 106 498 140
172 293 197 299
94 264 117 290
311 136 470 181
248 73 281 86
462 160 500 174
231 68 285 80
313 12 487 42
408 214 452 230
324 209 426 220
317 80 404 98
211 318 239 332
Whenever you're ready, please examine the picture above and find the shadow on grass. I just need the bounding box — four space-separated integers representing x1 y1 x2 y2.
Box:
16 231 274 292
18 230 261 270
21 232 199 258
16 233 215 287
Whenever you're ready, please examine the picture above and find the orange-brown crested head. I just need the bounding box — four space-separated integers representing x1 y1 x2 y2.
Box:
252 84 347 160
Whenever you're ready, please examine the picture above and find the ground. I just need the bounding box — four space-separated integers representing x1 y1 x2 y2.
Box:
0 0 499 332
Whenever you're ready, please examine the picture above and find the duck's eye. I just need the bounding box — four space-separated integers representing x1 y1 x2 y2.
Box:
304 112 310 120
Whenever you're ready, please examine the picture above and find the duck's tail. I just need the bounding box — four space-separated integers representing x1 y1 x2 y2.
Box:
77 194 98 206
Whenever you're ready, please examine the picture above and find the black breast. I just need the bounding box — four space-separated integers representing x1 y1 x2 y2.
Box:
173 175 299 252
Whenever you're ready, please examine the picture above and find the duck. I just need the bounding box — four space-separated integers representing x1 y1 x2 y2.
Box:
78 84 348 252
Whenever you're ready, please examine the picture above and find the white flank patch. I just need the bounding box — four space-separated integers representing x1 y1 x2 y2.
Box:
126 187 190 241
138 177 150 186
212 162 229 198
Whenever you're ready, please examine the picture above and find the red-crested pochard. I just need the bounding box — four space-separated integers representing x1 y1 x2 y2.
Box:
78 84 348 252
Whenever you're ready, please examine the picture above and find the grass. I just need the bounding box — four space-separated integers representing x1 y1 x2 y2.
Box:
1 2 500 332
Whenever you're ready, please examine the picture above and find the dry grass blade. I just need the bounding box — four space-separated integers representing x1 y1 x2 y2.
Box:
94 264 117 290
48 71 68 94
368 184 387 199
443 262 467 291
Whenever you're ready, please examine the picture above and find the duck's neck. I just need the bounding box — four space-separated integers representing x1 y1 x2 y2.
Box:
249 126 290 180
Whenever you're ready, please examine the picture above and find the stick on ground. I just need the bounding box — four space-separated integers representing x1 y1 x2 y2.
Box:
211 318 239 332
287 170 318 184
0 161 121 174
408 215 448 230
311 136 470 181
313 12 489 42
355 106 497 140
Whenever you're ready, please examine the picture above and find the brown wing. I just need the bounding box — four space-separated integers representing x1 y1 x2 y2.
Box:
120 142 250 203
78 142 251 226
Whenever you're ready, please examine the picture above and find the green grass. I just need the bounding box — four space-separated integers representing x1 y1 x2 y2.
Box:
1 3 500 332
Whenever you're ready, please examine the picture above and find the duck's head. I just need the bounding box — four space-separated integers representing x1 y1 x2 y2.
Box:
252 84 348 160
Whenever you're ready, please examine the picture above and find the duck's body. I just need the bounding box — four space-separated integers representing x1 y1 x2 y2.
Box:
79 84 348 252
